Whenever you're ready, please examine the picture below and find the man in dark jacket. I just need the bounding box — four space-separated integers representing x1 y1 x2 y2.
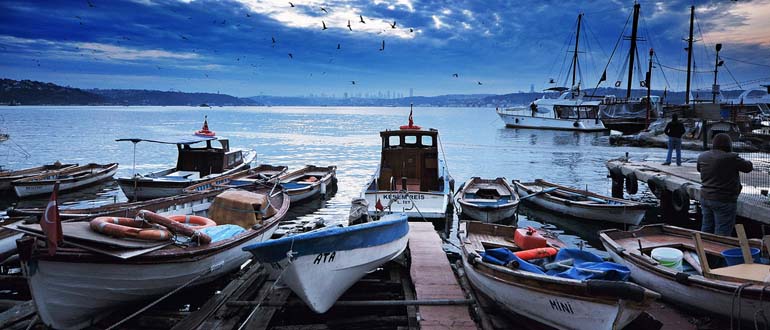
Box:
662 114 685 166
697 133 753 236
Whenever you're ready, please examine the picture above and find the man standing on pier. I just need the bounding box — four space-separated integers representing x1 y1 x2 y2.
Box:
662 114 685 166
697 133 753 236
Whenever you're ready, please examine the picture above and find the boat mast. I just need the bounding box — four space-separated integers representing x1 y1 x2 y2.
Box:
685 5 695 104
713 43 723 103
626 3 640 99
571 13 583 94
646 48 653 126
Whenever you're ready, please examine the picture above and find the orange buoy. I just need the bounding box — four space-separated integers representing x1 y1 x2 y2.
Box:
514 247 558 261
194 116 216 137
137 210 213 245
90 217 172 241
167 215 217 229
302 176 319 183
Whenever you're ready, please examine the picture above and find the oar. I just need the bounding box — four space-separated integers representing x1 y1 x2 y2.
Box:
520 187 558 200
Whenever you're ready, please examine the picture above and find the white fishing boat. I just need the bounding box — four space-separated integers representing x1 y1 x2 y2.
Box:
460 221 659 330
0 162 77 193
278 165 337 203
12 163 118 198
117 121 256 200
361 110 453 223
183 164 288 193
456 177 519 223
497 97 606 132
243 213 409 313
513 179 649 226
9 182 289 330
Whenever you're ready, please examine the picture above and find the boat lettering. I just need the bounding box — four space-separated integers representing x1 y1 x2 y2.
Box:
382 194 426 200
313 251 336 264
549 299 574 314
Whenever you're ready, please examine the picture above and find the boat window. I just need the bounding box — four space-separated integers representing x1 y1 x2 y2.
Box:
388 136 400 147
421 135 433 146
404 135 417 145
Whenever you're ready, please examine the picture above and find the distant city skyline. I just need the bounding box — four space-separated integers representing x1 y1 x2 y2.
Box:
1 0 769 97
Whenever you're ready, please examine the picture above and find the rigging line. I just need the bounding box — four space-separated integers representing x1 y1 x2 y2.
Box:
590 9 632 96
657 63 712 73
653 53 671 89
721 56 770 69
722 62 743 89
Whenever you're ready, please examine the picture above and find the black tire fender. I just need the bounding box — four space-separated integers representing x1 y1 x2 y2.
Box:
672 187 690 213
625 172 638 195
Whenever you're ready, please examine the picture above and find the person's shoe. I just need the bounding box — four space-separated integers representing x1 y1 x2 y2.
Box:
661 162 671 165
676 163 682 166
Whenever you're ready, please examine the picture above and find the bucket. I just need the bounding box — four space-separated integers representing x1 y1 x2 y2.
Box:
651 247 683 271
721 247 761 266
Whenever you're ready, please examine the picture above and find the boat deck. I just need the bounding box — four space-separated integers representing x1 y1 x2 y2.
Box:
607 159 770 224
408 222 476 330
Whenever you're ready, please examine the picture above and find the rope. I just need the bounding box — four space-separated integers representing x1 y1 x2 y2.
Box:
731 283 752 330
237 238 295 330
722 63 743 90
721 56 770 69
754 285 770 330
590 9 631 96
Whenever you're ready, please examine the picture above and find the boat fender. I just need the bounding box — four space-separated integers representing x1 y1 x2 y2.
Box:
614 81 622 88
625 172 638 195
573 121 580 128
646 177 665 198
137 210 213 245
586 280 646 302
514 247 558 261
674 272 691 285
671 187 690 213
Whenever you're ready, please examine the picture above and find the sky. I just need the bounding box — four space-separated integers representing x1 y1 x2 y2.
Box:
1 0 770 97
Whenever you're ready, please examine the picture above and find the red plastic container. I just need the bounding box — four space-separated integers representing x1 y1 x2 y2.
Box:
514 227 547 250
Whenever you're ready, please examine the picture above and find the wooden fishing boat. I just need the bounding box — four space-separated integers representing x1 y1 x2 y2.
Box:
457 177 519 223
278 165 337 203
9 182 289 330
117 120 256 200
12 163 118 198
460 221 659 330
183 164 288 193
0 162 77 193
600 224 770 324
243 213 408 313
513 179 649 225
361 110 453 222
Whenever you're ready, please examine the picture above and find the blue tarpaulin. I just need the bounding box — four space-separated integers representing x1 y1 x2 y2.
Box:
201 225 246 243
481 247 630 281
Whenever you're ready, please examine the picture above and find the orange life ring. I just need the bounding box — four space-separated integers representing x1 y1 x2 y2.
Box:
167 215 217 229
514 247 558 261
90 217 172 241
137 210 213 245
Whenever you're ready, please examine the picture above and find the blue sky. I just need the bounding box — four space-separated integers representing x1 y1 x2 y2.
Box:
1 0 769 97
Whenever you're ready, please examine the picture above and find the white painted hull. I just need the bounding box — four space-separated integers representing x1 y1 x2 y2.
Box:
498 112 607 131
459 204 518 223
13 167 117 198
462 253 643 330
363 190 449 219
265 235 408 313
119 184 187 200
603 246 770 323
524 195 645 225
28 225 277 330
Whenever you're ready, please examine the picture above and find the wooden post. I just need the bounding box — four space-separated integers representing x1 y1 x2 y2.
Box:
692 232 712 278
735 224 754 264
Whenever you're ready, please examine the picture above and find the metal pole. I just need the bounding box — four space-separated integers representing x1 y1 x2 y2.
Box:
685 5 695 104
713 43 722 104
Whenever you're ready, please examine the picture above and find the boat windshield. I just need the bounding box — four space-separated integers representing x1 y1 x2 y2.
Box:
554 105 599 119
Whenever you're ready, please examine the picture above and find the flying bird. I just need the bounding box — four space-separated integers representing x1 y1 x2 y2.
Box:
87 0 95 7
409 28 414 33
322 21 327 30
389 21 397 29
477 81 483 85
289 2 294 7
351 81 356 85
179 34 189 40
337 43 341 49
246 13 251 17
452 73 459 77
320 7 328 13
347 20 352 31
359 15 366 23
379 40 385 51
288 53 293 59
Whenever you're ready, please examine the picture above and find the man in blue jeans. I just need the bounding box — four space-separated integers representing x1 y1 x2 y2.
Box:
662 114 685 166
697 133 753 236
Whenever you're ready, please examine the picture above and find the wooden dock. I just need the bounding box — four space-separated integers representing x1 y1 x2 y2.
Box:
607 159 770 224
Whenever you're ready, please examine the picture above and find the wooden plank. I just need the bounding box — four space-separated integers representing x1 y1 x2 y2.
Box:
735 224 753 264
0 300 34 329
240 287 291 330
692 233 712 277
710 263 770 283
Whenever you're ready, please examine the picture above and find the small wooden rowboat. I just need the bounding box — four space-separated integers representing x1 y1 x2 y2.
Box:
460 221 659 330
183 164 288 193
457 177 519 223
0 163 77 193
243 213 409 313
278 165 337 203
600 224 770 324
9 182 289 330
513 179 649 225
12 163 118 198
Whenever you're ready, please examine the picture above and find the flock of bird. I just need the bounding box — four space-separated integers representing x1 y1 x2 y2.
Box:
45 1 487 89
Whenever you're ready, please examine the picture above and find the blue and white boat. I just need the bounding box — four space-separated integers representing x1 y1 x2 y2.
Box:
242 213 409 313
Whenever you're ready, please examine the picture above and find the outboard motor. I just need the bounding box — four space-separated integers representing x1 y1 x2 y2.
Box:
348 198 370 225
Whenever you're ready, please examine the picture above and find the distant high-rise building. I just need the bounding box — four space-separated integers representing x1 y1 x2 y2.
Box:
409 88 413 98
344 92 348 99
530 84 535 93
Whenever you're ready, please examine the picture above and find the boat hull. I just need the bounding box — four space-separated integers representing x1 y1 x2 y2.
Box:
459 203 518 223
28 224 277 330
13 165 117 198
498 112 607 132
364 190 449 219
461 253 643 330
522 193 645 225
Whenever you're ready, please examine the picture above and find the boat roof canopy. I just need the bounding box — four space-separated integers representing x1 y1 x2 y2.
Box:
115 135 220 145
545 87 570 92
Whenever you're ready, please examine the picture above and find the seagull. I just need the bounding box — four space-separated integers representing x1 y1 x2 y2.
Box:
359 15 366 23
379 40 385 51
320 7 328 13
347 20 352 31
246 13 251 17
322 21 327 30
87 0 95 7
389 21 397 29
477 81 483 85
179 34 188 40
337 43 341 49
548 78 555 84
409 28 414 33
288 53 293 59
289 2 294 7
351 81 356 85
452 73 459 77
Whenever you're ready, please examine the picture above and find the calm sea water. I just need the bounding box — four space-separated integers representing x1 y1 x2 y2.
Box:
0 106 703 254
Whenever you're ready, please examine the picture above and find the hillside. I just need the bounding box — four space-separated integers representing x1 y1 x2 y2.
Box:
0 79 105 105
90 89 259 106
